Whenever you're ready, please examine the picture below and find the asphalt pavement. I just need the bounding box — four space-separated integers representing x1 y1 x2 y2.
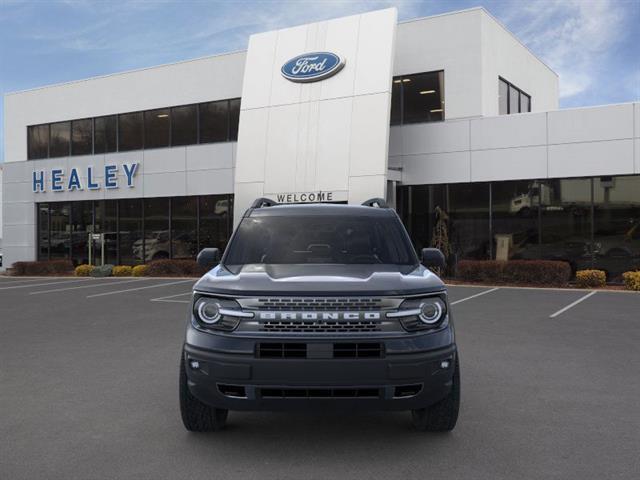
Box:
1 277 638 480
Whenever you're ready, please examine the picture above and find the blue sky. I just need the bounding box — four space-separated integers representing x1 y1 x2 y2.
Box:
1 0 639 162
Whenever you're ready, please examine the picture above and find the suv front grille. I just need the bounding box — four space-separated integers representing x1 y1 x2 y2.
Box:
261 320 381 333
252 297 384 311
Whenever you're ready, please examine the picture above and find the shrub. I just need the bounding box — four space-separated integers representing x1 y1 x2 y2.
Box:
146 259 206 277
575 269 606 288
11 260 74 276
456 260 571 287
132 265 149 277
75 264 95 276
112 265 133 277
622 271 640 291
91 264 114 277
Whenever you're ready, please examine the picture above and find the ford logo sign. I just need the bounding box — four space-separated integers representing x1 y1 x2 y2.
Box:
281 52 345 83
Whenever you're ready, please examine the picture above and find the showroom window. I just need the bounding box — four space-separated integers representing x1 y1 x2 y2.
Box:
71 118 93 156
118 112 144 151
28 98 241 159
49 121 71 157
390 71 444 125
499 77 531 115
94 115 117 154
28 124 49 159
397 175 640 282
37 195 233 265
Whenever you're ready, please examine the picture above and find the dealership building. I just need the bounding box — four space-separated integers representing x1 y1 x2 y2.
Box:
2 7 639 277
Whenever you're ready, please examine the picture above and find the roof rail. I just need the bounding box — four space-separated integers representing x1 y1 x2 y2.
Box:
361 198 389 208
250 197 278 209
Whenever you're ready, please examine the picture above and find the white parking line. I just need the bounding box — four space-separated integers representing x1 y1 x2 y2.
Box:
549 291 597 318
0 278 93 290
87 279 195 298
29 278 148 295
450 287 500 305
150 292 192 303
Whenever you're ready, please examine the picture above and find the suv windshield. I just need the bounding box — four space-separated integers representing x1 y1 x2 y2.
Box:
224 215 418 272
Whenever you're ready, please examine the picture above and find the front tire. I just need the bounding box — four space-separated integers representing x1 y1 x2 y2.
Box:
179 355 228 432
411 357 460 432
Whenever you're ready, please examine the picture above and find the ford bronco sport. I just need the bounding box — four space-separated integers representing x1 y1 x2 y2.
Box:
180 198 460 432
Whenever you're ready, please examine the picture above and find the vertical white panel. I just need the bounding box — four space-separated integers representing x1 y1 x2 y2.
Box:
241 32 278 110
354 8 397 95
349 93 391 177
315 98 352 191
234 108 269 183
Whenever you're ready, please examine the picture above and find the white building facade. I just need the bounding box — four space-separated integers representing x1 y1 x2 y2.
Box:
3 7 639 278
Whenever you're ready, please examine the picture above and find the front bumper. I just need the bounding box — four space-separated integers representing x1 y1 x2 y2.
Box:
183 327 457 411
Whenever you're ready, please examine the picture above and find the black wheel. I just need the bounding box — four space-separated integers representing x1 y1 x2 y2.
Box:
179 355 228 432
411 357 460 432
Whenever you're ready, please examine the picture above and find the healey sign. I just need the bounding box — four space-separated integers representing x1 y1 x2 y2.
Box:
281 52 345 83
32 163 138 193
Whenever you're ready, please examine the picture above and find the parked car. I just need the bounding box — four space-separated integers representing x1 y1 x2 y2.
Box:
179 198 460 432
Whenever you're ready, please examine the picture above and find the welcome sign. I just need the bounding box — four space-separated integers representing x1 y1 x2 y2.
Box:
32 163 138 192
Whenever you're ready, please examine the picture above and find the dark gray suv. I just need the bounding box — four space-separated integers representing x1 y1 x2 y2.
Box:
180 198 460 432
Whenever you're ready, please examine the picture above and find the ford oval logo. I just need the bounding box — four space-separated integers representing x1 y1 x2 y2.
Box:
281 52 345 83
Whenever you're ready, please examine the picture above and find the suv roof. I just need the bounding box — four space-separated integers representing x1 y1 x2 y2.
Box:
247 203 396 218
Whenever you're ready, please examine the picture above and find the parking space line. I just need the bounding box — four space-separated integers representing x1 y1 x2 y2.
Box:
0 278 93 290
87 279 195 298
29 278 148 295
549 291 597 318
150 292 192 303
450 287 500 305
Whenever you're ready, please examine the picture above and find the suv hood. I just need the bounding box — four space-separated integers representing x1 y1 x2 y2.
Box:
194 264 445 296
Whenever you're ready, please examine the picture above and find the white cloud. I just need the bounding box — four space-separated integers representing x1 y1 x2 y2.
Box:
504 0 630 99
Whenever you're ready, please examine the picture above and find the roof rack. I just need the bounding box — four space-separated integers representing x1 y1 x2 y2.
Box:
250 197 278 209
361 198 389 208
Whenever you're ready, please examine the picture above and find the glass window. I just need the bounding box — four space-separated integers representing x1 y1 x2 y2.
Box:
143 198 170 262
71 119 93 156
94 200 119 265
593 175 640 280
521 93 531 113
119 199 144 265
171 197 198 259
28 125 49 159
199 195 230 252
49 202 70 259
118 112 143 151
390 79 402 125
38 204 50 260
228 98 241 141
144 108 170 149
224 215 417 273
70 201 93 265
49 121 71 157
509 85 520 114
499 79 509 115
171 105 197 146
199 100 229 143
391 71 444 125
448 183 491 260
94 115 117 154
536 178 592 273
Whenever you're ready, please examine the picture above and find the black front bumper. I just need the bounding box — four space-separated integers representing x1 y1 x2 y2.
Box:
183 327 457 412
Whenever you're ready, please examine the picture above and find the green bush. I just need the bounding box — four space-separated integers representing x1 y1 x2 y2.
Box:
112 265 133 277
91 264 114 277
11 260 74 276
575 269 606 288
146 259 206 277
622 271 640 291
132 265 149 277
456 260 571 287
75 264 95 276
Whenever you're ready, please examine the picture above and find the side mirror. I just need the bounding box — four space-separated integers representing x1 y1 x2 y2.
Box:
197 248 220 270
421 248 445 269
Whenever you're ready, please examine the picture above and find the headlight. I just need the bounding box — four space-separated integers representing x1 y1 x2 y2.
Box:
196 298 221 324
386 295 447 331
193 295 253 331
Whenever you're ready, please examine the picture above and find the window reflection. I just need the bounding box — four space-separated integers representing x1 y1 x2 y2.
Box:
119 199 143 265
144 108 170 149
171 197 198 259
49 203 70 259
171 105 198 146
143 198 170 262
118 112 143 151
71 119 93 156
29 125 49 160
199 100 229 143
94 115 117 154
49 122 71 157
